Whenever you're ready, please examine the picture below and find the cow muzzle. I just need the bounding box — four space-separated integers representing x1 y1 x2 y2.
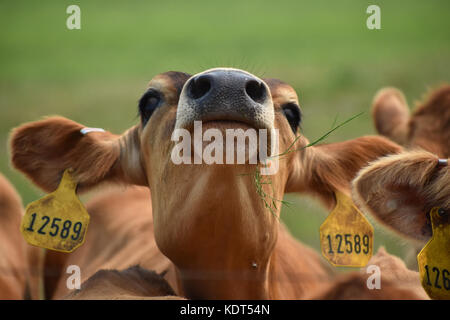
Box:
175 68 274 130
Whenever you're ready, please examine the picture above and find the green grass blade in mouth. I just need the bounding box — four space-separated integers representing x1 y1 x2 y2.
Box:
239 112 363 216
302 111 364 149
274 111 364 158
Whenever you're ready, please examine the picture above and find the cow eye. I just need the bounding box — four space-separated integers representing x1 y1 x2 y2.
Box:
281 103 302 133
139 89 163 125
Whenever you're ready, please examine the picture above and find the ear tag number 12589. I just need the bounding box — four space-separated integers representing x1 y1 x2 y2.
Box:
417 207 450 300
319 191 374 267
21 169 90 253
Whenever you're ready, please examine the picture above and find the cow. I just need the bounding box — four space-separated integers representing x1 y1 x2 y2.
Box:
10 67 408 299
39 185 173 299
350 150 448 300
65 266 182 300
371 85 450 158
308 247 429 300
65 245 430 300
369 85 450 267
0 173 41 299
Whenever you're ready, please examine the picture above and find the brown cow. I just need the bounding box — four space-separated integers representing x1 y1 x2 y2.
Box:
0 173 41 299
321 85 450 300
351 150 448 300
309 247 428 299
65 266 182 300
10 68 406 299
370 85 450 267
371 84 450 158
40 185 173 299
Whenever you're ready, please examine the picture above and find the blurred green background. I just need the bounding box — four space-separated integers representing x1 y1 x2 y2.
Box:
1 0 449 262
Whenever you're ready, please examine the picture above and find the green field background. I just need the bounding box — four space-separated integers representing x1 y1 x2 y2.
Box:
1 1 449 264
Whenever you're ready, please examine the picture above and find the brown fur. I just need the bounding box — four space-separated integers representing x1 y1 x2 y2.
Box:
288 136 403 208
372 87 410 145
358 85 450 243
0 173 42 299
10 69 408 299
309 248 427 300
65 266 181 300
369 85 450 271
372 85 450 158
42 186 173 299
11 117 121 193
353 150 449 243
42 185 334 300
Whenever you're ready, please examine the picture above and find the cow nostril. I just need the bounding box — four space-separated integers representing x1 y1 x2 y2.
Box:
187 75 212 100
245 80 266 104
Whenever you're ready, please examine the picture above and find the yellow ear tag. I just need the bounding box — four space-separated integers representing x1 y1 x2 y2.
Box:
319 191 374 267
21 169 90 253
417 207 450 300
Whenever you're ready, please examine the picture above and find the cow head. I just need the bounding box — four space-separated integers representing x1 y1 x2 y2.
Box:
360 85 450 244
353 150 449 243
372 85 450 158
10 68 402 298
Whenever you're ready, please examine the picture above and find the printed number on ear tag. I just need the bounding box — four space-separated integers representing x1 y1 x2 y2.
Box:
319 191 373 267
417 207 450 300
21 169 90 253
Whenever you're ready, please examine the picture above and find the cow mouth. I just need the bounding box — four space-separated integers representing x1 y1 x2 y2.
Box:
178 105 274 133
183 117 260 133
171 117 278 166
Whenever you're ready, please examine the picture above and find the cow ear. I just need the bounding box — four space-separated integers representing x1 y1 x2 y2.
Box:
352 150 449 242
10 116 146 193
371 87 410 145
286 135 403 209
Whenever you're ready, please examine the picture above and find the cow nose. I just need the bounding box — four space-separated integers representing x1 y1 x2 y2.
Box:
245 79 267 104
187 72 268 104
186 74 213 100
178 68 273 129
